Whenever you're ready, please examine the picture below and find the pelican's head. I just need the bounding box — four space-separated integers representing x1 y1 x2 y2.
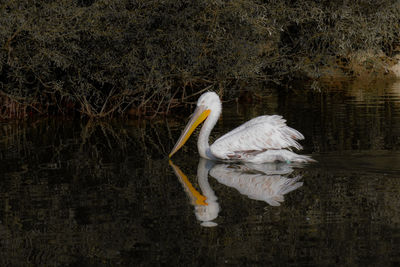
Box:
196 91 221 111
169 91 221 158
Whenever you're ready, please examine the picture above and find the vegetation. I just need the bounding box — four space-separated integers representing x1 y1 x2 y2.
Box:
1 0 399 119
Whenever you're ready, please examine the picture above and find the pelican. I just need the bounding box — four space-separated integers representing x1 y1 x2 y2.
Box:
169 91 313 163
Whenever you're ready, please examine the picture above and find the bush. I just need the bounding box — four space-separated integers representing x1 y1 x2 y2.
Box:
1 0 399 118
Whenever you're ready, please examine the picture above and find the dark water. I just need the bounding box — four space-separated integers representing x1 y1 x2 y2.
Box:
1 78 400 266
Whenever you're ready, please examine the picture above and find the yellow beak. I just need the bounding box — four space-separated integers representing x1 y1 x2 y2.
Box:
169 105 211 158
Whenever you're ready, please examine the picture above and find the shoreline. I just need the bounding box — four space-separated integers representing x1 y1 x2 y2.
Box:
1 56 399 122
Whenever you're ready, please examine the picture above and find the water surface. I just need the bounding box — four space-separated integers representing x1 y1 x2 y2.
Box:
1 78 400 266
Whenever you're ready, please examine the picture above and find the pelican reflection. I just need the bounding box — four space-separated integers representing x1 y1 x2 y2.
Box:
169 159 219 227
210 163 302 206
169 159 304 226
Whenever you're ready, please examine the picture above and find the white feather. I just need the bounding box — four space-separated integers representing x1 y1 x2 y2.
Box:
210 115 306 161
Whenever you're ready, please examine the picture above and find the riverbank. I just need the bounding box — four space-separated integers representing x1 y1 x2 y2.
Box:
1 0 399 120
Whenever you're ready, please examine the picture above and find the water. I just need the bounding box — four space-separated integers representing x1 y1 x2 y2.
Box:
1 78 400 266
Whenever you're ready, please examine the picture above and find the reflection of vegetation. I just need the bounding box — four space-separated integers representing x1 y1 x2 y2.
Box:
1 0 399 118
0 118 176 265
1 107 400 265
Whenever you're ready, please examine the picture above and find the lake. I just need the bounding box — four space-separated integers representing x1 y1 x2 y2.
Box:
1 78 400 266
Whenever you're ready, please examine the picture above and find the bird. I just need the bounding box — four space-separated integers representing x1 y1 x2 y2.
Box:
169 91 313 163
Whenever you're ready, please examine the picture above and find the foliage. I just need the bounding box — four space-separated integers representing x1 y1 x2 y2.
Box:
1 0 399 118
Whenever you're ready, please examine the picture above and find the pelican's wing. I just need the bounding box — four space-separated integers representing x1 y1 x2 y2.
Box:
210 115 304 160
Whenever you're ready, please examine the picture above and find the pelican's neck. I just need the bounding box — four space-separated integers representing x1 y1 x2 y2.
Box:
198 106 221 159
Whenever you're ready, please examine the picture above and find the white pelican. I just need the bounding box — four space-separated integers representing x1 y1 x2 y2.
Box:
169 91 313 163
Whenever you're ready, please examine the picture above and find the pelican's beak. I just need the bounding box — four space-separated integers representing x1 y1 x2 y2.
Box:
169 105 211 158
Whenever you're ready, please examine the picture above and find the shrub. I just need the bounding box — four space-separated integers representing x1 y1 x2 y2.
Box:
1 0 399 118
